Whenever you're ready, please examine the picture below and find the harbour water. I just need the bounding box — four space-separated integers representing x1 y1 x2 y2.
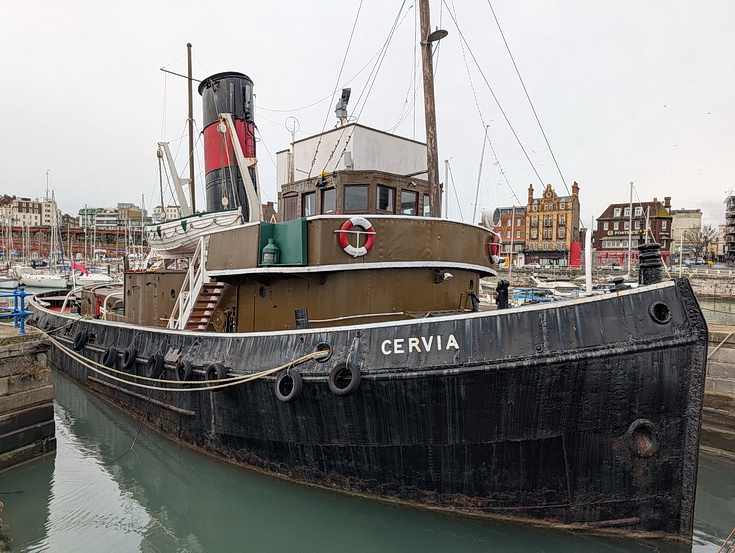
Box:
1 372 734 552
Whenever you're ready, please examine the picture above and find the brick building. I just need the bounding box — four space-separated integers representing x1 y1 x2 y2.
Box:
523 182 581 266
592 197 672 266
491 206 525 266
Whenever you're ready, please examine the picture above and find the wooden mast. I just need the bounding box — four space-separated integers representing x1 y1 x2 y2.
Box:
187 43 196 213
419 0 442 217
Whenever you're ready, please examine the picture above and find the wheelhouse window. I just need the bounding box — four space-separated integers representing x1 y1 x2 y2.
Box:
344 185 369 212
401 190 418 215
423 194 430 216
321 188 336 214
282 195 298 221
376 185 395 213
302 192 316 217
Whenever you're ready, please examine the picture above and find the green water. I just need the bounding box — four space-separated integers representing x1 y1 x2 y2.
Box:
0 373 733 553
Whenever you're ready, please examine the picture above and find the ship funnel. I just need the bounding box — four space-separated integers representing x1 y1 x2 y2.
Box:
198 72 257 218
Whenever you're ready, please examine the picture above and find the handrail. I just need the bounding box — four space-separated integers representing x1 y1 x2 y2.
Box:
168 235 208 329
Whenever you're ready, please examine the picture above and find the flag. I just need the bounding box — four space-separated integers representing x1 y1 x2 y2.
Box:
71 262 89 276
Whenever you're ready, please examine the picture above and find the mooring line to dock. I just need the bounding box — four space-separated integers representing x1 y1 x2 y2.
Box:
717 525 735 553
46 335 328 392
708 332 734 360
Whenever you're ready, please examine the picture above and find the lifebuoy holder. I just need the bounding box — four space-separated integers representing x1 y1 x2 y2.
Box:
335 216 376 258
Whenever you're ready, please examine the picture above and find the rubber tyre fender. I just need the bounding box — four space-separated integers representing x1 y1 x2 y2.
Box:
206 363 227 381
121 347 137 371
102 347 118 368
175 359 194 382
275 369 303 403
328 362 361 396
147 354 164 379
73 330 88 351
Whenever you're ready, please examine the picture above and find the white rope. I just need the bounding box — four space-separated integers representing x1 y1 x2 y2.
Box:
47 334 327 392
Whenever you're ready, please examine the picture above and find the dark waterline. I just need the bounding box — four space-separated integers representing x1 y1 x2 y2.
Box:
1 373 734 553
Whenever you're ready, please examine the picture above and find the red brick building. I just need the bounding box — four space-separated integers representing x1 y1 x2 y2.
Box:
592 197 673 266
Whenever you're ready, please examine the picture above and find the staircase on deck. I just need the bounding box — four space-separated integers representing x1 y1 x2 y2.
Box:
186 282 224 331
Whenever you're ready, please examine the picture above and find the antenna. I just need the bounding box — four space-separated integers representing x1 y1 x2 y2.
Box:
335 88 351 127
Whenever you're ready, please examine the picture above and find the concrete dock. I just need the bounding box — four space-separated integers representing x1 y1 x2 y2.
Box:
0 324 55 470
703 324 735 456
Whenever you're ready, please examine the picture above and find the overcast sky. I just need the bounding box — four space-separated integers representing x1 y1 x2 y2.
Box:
2 1 733 229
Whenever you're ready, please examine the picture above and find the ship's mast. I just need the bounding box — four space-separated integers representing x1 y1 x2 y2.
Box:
187 43 196 213
419 0 447 218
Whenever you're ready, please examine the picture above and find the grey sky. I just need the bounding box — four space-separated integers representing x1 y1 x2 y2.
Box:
2 1 732 229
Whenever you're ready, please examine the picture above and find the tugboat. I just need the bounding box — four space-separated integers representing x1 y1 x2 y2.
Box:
28 13 707 541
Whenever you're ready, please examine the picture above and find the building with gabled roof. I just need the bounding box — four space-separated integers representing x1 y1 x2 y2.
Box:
592 197 672 266
523 182 581 266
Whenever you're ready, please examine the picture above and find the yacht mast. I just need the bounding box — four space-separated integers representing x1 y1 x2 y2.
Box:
187 43 196 213
626 181 633 276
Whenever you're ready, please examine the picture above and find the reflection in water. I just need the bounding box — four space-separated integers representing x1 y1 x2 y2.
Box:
0 372 732 552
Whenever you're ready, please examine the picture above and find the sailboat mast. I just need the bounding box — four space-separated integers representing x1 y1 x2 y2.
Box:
187 43 196 213
626 181 633 276
419 0 442 217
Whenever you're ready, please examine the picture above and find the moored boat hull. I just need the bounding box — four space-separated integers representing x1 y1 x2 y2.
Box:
29 278 707 539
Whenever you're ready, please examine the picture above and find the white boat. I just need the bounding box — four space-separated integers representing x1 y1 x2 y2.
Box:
529 275 584 297
145 208 243 258
19 272 68 289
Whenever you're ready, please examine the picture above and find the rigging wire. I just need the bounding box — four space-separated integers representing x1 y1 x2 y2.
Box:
322 1 409 175
486 0 571 198
441 0 545 188
307 0 365 180
446 161 464 221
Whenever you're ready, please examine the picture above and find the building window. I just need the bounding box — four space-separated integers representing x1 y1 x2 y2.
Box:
634 220 641 230
603 222 609 231
613 222 619 230
282 195 298 221
302 192 316 217
662 221 668 229
614 208 621 217
401 190 418 215
506 230 511 239
624 207 631 217
532 205 537 211
376 186 395 213
559 202 565 209
516 230 521 239
635 206 642 216
558 214 566 226
423 195 430 216
321 188 336 214
558 228 566 239
344 185 369 212
531 229 537 239
624 221 630 230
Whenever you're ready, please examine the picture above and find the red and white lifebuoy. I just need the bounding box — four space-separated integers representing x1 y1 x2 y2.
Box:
338 216 376 258
488 232 502 264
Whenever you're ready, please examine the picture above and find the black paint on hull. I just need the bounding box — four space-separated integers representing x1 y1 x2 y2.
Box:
29 279 707 539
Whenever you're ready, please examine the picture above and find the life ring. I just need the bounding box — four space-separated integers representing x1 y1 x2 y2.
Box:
488 232 502 264
328 362 361 396
275 369 303 402
102 347 118 368
338 216 376 258
206 363 227 381
121 346 137 371
73 330 88 351
175 359 194 382
147 354 164 378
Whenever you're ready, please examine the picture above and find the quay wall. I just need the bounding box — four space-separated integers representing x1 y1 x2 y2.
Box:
703 325 735 456
0 327 55 471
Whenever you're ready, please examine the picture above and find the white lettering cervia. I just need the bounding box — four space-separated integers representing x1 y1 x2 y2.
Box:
381 334 460 355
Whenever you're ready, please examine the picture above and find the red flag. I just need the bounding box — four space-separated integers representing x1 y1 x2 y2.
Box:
71 262 89 276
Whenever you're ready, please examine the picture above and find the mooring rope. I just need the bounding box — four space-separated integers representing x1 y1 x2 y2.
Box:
46 334 327 392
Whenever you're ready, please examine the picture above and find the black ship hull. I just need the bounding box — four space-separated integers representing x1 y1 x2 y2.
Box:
29 278 707 539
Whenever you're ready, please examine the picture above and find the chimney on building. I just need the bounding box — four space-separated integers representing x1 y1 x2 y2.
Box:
528 184 534 205
653 197 657 205
664 196 671 210
572 181 579 198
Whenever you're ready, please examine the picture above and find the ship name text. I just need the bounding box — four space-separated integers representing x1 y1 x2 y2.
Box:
381 334 460 355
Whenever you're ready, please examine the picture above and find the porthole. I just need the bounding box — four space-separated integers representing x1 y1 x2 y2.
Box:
649 301 671 324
